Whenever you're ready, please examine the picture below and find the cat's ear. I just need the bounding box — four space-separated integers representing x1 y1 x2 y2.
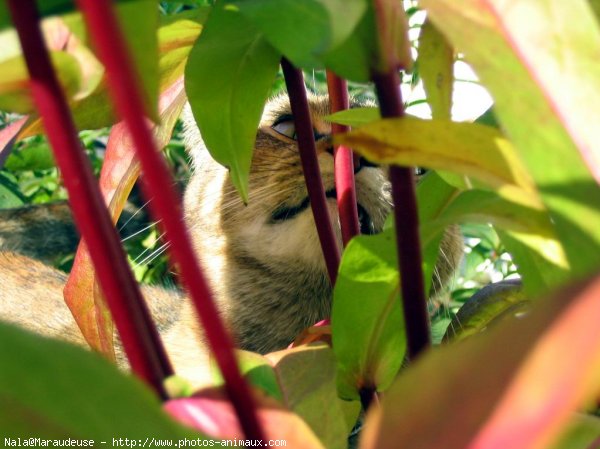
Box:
181 102 207 169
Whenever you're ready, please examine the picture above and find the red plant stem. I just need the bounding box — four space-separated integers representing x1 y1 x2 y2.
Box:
372 69 430 359
7 0 172 399
326 71 360 246
281 59 341 284
74 0 265 440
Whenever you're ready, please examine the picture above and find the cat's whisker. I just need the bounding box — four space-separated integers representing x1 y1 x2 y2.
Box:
118 198 153 232
121 222 160 243
135 241 170 268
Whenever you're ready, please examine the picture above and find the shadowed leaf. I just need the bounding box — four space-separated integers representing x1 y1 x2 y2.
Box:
237 0 366 69
0 322 199 440
360 273 600 449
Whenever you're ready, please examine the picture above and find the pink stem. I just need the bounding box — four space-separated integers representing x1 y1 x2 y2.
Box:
7 0 172 398
74 0 265 440
326 72 360 246
281 59 341 284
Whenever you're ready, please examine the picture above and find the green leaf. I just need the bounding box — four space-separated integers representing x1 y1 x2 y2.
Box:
0 171 26 208
326 107 380 127
335 117 540 205
112 0 159 118
185 2 281 201
418 19 453 120
421 189 554 242
0 322 200 439
266 345 361 449
5 137 55 172
332 230 405 401
210 350 284 402
332 172 458 400
237 0 366 69
360 273 600 449
1 1 158 123
321 7 377 82
0 1 75 30
421 0 600 281
549 414 600 449
208 345 358 449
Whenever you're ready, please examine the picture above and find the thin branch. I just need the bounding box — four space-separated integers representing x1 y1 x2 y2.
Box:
326 71 360 246
281 59 341 284
74 0 265 440
7 0 172 398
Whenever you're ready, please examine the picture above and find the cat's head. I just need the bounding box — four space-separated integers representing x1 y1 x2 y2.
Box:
183 94 392 275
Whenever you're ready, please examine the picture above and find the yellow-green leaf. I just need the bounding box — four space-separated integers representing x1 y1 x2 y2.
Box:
418 19 453 120
336 117 540 205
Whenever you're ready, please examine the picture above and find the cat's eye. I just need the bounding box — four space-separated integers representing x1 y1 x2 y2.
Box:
271 115 327 142
272 120 297 140
415 167 428 177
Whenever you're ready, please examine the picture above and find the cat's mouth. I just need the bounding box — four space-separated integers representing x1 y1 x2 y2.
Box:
270 189 376 235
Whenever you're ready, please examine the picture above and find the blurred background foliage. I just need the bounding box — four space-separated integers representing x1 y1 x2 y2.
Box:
0 0 518 343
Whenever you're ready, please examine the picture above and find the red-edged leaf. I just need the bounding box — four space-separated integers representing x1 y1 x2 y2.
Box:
289 320 332 348
360 273 600 449
64 78 186 355
164 388 325 448
0 116 29 169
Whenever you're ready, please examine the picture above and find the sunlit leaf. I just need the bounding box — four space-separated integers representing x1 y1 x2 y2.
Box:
420 189 553 242
335 117 540 205
237 0 367 69
185 2 280 202
1 2 157 117
158 8 209 91
418 19 453 120
360 273 600 449
0 323 199 440
0 52 82 114
498 230 570 296
421 0 600 281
